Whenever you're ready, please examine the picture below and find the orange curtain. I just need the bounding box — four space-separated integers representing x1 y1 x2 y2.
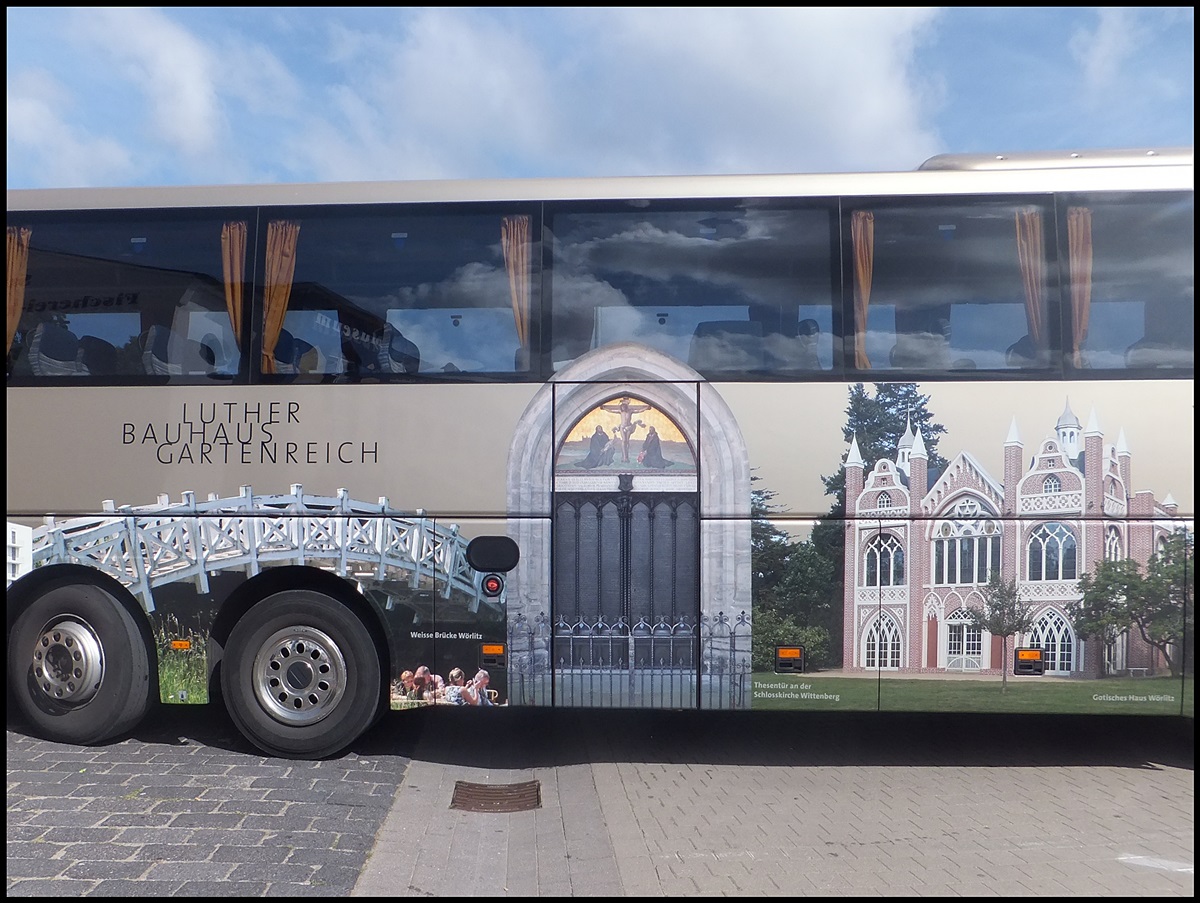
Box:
1014 208 1046 349
7 226 32 354
261 220 300 374
502 215 531 367
221 221 247 351
851 211 874 369
1066 207 1093 368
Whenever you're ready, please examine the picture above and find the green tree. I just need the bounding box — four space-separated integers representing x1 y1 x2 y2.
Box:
966 574 1037 693
750 477 836 669
749 607 832 673
810 382 950 666
1073 530 1194 677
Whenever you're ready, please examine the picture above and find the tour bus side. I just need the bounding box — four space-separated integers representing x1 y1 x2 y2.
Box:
7 150 1194 759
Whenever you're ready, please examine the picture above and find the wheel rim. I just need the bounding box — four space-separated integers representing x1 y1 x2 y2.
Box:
31 618 105 705
251 626 348 726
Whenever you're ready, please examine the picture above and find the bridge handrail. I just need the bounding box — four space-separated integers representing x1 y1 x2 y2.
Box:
12 485 494 613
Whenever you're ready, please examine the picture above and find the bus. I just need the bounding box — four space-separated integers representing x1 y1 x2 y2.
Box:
6 147 1194 759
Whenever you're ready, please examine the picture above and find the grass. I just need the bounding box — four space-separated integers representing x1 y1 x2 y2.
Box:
749 672 1193 717
153 613 209 704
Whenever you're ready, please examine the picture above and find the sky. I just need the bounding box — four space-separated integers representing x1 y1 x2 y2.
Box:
5 7 1194 190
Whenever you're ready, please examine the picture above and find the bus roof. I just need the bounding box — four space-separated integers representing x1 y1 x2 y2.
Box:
7 148 1193 212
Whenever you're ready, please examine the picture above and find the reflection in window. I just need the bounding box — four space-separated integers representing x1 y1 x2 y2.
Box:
8 215 243 380
849 200 1053 372
267 209 537 378
1028 522 1077 581
548 204 835 375
1063 192 1193 371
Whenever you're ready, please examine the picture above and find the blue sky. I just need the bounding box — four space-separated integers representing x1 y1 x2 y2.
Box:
5 7 1194 189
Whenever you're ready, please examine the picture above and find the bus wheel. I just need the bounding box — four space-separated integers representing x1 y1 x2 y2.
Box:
7 581 153 745
220 590 382 759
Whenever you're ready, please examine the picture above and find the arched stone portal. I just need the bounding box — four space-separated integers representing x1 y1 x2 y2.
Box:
505 342 752 708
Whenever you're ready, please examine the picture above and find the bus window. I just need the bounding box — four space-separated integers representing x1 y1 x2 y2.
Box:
548 203 836 376
9 214 246 382
848 199 1055 373
258 207 538 380
1063 192 1193 371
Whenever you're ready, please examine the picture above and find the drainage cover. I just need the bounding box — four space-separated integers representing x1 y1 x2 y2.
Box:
450 780 541 813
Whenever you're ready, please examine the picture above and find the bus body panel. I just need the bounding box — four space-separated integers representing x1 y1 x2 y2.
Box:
7 150 1193 757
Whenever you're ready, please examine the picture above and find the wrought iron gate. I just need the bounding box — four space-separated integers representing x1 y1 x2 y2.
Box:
551 487 700 707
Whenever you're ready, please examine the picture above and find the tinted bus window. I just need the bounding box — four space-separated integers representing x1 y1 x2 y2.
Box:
846 198 1056 373
9 213 245 381
254 206 539 381
1061 191 1193 371
547 202 837 377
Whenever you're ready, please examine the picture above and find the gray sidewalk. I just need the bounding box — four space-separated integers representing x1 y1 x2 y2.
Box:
353 708 1194 897
8 705 1194 897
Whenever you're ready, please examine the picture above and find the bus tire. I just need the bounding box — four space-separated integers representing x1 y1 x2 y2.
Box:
7 580 153 745
220 590 382 759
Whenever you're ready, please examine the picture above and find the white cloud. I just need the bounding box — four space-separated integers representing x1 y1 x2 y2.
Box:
4 7 1191 189
1069 8 1143 94
6 69 132 187
66 8 226 158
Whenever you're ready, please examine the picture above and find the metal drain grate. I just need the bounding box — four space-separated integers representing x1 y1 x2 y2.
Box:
450 780 541 813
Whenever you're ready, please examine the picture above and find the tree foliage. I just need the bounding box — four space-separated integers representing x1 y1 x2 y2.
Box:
750 478 836 670
820 382 949 508
749 607 832 674
1073 530 1194 677
966 574 1037 692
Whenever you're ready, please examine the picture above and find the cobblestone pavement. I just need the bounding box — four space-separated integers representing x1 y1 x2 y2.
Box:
8 704 1195 897
7 704 413 897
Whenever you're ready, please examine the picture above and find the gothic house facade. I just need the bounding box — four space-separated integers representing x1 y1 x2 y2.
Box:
841 401 1180 677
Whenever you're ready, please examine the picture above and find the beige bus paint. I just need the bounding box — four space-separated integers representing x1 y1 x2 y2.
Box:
9 377 1192 526
5 383 538 519
711 378 1194 520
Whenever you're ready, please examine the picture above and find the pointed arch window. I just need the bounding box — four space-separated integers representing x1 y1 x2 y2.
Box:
863 613 902 669
1105 527 1123 562
1029 609 1074 673
933 498 1001 585
946 608 983 671
864 534 905 587
1028 522 1077 581
1043 475 1061 494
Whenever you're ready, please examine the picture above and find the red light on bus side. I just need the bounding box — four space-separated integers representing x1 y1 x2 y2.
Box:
481 574 504 597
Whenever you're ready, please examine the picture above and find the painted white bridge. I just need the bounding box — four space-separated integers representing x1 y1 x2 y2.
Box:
7 484 499 613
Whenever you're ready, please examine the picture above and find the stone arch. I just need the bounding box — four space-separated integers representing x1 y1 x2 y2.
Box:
505 342 751 639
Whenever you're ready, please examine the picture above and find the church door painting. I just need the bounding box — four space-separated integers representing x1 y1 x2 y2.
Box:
552 394 701 708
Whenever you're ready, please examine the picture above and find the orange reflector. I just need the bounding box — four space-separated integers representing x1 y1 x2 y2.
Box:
1017 649 1042 660
777 647 802 659
482 643 506 656
170 640 191 651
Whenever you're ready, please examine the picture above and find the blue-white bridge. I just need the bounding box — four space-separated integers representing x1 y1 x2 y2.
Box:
7 484 500 613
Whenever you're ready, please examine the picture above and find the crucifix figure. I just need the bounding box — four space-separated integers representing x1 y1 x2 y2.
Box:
600 397 652 463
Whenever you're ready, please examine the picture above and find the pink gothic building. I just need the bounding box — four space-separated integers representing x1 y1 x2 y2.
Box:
841 401 1181 677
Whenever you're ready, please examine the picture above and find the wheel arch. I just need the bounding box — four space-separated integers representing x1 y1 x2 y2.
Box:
6 563 159 700
207 566 391 701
